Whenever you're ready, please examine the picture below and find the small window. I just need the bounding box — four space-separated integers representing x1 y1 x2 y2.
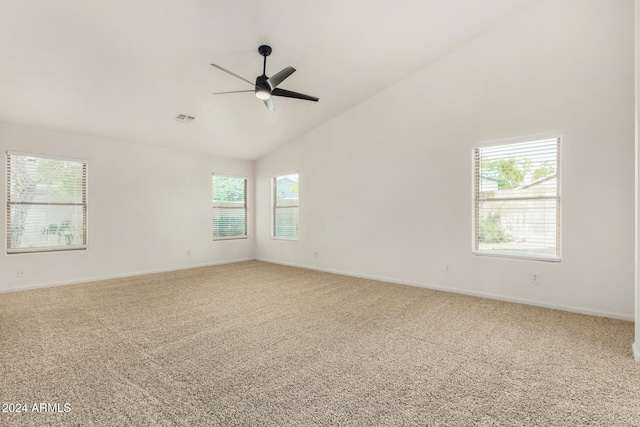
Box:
272 173 299 241
212 175 247 240
6 152 88 254
473 135 561 261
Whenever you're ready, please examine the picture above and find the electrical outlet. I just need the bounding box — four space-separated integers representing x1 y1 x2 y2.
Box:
445 265 452 274
186 250 191 256
17 269 25 278
531 273 540 284
314 251 319 258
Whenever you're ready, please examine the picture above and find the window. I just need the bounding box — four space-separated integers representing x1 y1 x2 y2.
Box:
6 152 87 253
212 174 247 239
473 135 560 261
272 173 299 240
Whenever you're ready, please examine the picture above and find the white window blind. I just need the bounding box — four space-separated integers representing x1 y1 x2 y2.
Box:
473 136 560 261
212 175 247 240
6 152 88 254
273 173 299 240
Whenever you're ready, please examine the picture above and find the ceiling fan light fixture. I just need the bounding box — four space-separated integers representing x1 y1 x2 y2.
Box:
255 90 271 100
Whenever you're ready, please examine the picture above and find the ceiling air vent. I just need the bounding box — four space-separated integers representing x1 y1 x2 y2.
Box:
175 113 195 124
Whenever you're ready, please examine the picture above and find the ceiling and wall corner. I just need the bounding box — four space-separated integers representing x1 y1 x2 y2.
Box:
0 0 540 160
255 0 636 323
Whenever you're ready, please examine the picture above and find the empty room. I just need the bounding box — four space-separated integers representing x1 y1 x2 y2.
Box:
1 0 640 425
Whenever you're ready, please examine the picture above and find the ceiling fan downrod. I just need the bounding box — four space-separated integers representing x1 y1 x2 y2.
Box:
258 45 272 76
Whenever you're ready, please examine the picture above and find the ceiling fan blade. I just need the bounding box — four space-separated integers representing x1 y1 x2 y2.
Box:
210 64 257 88
264 98 275 111
212 90 254 95
267 66 296 90
272 88 319 102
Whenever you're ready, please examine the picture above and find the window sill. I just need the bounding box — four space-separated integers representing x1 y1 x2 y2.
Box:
473 250 560 263
8 246 88 255
213 236 248 241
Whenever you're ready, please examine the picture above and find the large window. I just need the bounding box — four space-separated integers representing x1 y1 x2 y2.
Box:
473 135 560 261
6 152 87 253
273 173 299 241
212 174 247 240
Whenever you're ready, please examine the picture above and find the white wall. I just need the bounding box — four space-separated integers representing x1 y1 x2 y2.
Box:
635 0 640 361
256 0 636 320
0 122 254 291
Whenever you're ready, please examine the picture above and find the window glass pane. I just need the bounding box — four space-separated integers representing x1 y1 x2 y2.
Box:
477 199 557 256
478 140 558 192
275 174 299 205
212 206 246 237
7 153 87 253
274 206 299 239
10 205 85 249
212 175 247 239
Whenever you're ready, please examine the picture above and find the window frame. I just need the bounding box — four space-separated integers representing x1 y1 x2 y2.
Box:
6 151 88 254
212 173 248 241
472 133 561 262
272 172 299 242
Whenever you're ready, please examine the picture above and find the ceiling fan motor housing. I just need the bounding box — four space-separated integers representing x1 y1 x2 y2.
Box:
255 75 272 98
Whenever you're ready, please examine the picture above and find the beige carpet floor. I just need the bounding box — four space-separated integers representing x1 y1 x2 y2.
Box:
1 261 639 426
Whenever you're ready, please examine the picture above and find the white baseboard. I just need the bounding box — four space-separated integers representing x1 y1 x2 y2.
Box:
634 342 640 362
5 256 634 325
0 258 254 294
256 257 634 322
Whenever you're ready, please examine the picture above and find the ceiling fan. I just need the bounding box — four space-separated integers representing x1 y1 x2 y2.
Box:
211 45 319 111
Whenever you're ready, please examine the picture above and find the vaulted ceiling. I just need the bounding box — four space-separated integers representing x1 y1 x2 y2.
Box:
0 0 540 160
